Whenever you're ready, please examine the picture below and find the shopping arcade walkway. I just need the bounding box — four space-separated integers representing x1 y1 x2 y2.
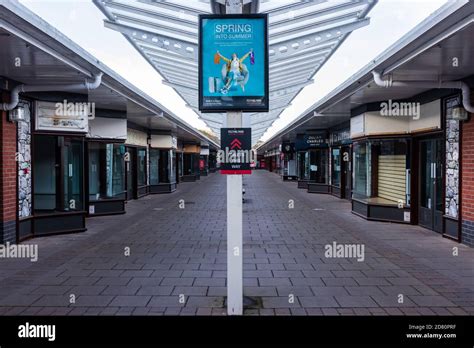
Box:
0 170 472 315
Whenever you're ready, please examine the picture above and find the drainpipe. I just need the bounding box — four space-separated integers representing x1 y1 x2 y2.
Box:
0 72 103 111
372 70 474 114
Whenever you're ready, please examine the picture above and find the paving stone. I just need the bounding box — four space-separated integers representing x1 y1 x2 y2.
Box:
72 295 115 307
186 296 224 308
335 295 378 308
149 296 185 307
310 286 349 296
69 285 106 295
262 296 300 308
276 286 313 297
182 270 213 278
128 277 162 287
96 277 131 286
290 277 324 286
371 294 415 307
243 286 277 296
193 278 225 287
322 278 358 286
345 286 385 297
258 278 292 286
299 296 339 308
161 278 194 286
172 286 208 296
109 296 151 307
102 285 140 295
408 296 457 307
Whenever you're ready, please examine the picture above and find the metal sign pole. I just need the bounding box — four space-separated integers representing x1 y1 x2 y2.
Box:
225 0 243 316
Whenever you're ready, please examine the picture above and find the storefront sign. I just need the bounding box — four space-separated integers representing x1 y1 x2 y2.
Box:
35 101 88 132
330 128 351 146
126 128 148 147
199 14 268 113
219 128 252 174
295 132 328 151
87 117 127 140
151 134 177 149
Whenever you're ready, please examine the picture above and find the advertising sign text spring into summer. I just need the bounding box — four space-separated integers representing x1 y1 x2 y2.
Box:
199 14 268 112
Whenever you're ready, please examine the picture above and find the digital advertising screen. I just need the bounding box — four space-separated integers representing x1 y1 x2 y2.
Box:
199 14 268 113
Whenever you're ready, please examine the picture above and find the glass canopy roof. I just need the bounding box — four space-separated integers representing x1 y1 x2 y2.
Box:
94 0 376 145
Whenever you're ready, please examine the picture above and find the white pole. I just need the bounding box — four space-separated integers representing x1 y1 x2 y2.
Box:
225 0 243 316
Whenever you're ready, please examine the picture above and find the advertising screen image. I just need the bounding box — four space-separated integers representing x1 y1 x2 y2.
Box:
199 14 268 112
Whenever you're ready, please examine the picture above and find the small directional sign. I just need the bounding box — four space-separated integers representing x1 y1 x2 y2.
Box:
220 128 252 175
230 138 242 150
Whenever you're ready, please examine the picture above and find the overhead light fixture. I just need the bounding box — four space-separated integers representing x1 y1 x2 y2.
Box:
9 106 26 122
451 106 468 121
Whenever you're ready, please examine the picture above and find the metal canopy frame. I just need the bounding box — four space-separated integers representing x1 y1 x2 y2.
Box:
94 0 376 145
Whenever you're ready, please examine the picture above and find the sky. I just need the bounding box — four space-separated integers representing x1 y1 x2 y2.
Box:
19 0 449 142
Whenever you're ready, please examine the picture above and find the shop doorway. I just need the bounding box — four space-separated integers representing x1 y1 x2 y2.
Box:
418 138 443 232
125 147 136 200
342 146 352 199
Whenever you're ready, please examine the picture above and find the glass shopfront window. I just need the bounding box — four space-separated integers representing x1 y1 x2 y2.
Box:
158 149 176 183
309 149 329 184
170 151 177 183
353 142 369 198
34 135 84 213
353 139 409 206
178 152 183 178
88 143 125 201
297 151 310 180
184 153 199 175
297 149 328 182
149 149 160 185
137 148 147 187
331 148 341 187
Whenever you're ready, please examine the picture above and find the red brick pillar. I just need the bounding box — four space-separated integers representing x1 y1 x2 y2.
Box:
0 91 17 243
462 110 474 246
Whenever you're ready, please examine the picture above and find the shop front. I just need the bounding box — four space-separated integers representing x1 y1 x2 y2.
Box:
295 132 330 193
86 114 127 216
182 144 201 182
281 142 297 181
18 100 88 240
200 145 209 176
350 98 449 227
329 125 352 199
209 150 217 173
149 134 177 193
351 138 411 223
264 148 279 173
124 128 149 200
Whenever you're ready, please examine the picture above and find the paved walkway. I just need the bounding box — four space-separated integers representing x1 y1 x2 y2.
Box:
0 170 473 315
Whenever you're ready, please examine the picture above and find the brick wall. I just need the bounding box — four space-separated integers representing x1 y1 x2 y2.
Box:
0 92 17 243
461 113 474 246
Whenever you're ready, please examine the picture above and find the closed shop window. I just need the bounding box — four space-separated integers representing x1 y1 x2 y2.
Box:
88 143 125 201
149 149 160 185
353 139 409 206
33 135 84 213
137 148 147 186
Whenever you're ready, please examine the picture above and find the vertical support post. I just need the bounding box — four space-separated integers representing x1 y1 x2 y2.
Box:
225 0 243 316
